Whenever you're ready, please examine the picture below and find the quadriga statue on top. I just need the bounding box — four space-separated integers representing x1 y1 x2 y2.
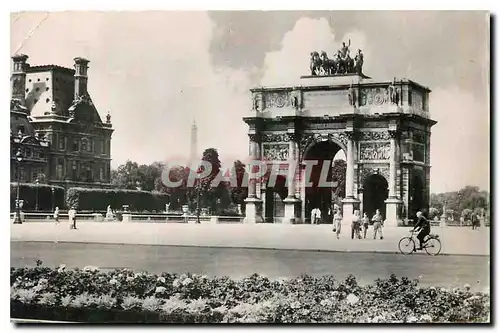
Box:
309 39 364 76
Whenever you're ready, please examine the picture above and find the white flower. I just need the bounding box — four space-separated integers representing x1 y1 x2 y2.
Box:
371 315 386 323
346 293 359 305
420 314 432 323
213 305 228 314
407 315 418 323
320 299 333 307
182 277 193 286
200 275 208 280
61 295 73 307
440 288 447 292
172 279 180 288
126 276 134 282
38 278 48 285
299 309 310 316
118 273 123 278
142 296 162 312
290 301 301 309
109 278 118 285
57 264 66 272
429 286 436 291
95 294 117 309
17 289 38 303
83 265 99 272
155 286 167 294
121 296 142 310
157 276 166 283
162 295 187 314
186 298 208 314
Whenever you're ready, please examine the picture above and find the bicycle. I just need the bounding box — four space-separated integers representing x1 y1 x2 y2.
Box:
398 229 442 255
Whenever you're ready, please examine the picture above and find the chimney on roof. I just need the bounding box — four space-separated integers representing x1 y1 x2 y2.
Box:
11 54 29 106
74 57 90 99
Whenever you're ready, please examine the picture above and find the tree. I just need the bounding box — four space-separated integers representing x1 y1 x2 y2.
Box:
461 208 473 222
110 161 141 189
430 186 489 218
158 164 190 210
229 160 248 209
189 148 224 213
429 207 440 220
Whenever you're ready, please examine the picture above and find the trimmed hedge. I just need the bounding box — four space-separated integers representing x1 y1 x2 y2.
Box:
10 183 65 211
66 187 170 211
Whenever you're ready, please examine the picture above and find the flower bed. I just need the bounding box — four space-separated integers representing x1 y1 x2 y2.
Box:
10 265 490 323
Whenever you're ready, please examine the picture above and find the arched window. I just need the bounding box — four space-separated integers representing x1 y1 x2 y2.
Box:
81 139 88 152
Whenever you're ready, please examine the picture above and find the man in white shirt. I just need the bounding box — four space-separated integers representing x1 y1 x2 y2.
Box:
68 207 77 230
311 207 321 224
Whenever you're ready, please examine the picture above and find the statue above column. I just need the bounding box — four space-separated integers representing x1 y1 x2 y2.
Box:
309 39 365 76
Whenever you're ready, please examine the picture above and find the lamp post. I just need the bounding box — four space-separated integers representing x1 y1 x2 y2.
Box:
35 177 39 211
196 173 201 224
51 187 55 212
13 149 24 224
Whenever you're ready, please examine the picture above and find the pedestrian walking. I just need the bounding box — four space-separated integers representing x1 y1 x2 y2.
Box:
372 209 384 240
68 206 77 230
362 212 370 239
351 210 362 239
53 207 60 224
311 207 321 225
333 210 343 239
471 213 479 230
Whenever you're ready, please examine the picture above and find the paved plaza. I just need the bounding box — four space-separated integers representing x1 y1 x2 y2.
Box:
11 221 490 256
11 241 489 292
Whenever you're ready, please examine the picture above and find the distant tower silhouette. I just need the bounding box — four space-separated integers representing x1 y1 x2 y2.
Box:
190 120 198 162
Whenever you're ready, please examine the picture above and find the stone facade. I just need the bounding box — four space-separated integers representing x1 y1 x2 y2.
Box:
10 54 113 189
243 73 436 225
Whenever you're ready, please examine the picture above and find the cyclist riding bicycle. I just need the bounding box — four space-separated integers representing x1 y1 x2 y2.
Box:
412 211 430 250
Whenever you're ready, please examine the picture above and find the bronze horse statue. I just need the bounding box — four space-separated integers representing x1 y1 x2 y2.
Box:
319 51 338 75
310 51 322 76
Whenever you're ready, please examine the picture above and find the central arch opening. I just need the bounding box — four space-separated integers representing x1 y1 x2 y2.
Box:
304 140 345 224
363 174 388 221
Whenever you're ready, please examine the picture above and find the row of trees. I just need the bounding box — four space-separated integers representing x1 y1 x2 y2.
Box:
110 149 248 214
429 186 490 221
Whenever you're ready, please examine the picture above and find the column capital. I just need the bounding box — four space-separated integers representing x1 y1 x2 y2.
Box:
388 130 399 139
345 130 360 141
248 133 261 142
286 132 299 142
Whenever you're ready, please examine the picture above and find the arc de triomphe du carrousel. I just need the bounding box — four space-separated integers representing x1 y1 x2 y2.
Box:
242 45 436 226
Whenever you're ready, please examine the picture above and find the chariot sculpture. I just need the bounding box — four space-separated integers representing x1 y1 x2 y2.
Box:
310 39 364 76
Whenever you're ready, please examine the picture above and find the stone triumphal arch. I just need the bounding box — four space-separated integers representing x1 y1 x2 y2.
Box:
243 47 436 226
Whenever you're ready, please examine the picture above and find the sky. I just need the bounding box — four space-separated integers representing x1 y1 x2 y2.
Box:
10 11 490 193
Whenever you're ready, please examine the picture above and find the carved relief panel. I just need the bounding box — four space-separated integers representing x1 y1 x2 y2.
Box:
264 92 290 109
359 142 390 160
359 87 390 106
358 131 391 141
261 133 290 143
263 144 289 161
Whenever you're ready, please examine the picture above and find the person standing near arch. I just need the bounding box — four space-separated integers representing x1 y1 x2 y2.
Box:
311 207 321 225
372 209 384 240
362 212 370 239
333 209 343 239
